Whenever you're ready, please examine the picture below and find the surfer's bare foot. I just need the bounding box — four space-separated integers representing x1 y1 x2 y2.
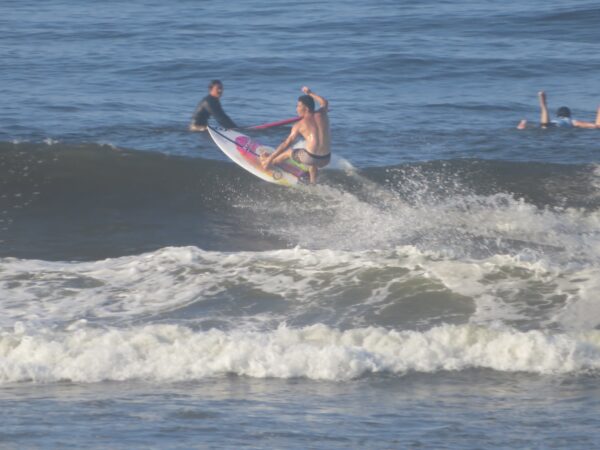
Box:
517 119 527 130
259 153 271 169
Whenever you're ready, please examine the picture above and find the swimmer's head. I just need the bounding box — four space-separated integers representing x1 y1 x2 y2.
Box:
297 95 315 113
556 106 571 118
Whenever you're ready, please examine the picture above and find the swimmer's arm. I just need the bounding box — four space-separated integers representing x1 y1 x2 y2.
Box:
204 96 237 129
189 100 207 131
572 120 599 129
302 86 328 111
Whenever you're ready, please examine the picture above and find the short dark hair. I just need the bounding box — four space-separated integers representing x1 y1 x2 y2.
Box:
298 95 315 112
208 79 223 90
556 106 571 118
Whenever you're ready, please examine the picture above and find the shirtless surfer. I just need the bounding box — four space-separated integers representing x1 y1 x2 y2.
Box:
517 91 600 129
261 86 331 184
189 80 238 131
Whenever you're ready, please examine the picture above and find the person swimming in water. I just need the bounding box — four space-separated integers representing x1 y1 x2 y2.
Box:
517 91 600 129
261 86 331 185
189 80 238 132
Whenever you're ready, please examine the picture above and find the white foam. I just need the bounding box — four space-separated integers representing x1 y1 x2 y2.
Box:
1 323 599 384
96 142 120 151
328 155 357 172
277 178 600 268
1 245 599 331
43 138 59 145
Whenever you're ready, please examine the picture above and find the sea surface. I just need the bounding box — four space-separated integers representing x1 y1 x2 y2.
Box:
2 0 600 448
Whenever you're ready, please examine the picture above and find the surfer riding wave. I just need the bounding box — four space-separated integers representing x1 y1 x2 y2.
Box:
261 86 331 184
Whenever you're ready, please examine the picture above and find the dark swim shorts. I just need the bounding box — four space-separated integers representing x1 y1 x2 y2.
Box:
292 148 331 168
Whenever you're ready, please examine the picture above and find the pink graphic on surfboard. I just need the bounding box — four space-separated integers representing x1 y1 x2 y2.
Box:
234 136 308 180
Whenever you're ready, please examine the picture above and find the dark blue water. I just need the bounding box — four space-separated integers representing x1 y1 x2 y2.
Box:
2 0 599 164
2 0 600 448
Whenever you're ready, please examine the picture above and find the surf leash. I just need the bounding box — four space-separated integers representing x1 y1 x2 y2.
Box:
208 125 260 157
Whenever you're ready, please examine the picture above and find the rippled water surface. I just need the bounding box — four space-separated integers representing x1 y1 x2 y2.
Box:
2 0 600 448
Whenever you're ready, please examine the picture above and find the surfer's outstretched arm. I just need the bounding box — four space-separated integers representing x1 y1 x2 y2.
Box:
262 125 300 169
573 119 599 128
572 106 600 128
206 97 237 129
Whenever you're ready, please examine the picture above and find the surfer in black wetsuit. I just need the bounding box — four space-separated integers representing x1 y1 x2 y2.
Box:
189 80 238 131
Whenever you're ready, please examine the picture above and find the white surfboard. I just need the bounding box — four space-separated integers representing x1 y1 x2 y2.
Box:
208 126 310 186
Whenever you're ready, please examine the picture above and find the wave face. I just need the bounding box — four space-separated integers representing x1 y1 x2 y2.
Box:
2 141 600 259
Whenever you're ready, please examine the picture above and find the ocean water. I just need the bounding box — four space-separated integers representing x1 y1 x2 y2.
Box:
2 0 600 448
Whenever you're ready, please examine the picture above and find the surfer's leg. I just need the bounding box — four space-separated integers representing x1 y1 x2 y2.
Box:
517 119 527 130
595 106 600 126
272 149 293 165
538 91 550 126
309 166 317 184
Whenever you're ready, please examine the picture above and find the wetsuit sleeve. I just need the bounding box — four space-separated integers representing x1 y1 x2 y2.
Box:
191 98 210 127
206 96 238 129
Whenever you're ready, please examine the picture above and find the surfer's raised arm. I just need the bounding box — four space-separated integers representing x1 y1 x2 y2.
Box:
302 86 328 112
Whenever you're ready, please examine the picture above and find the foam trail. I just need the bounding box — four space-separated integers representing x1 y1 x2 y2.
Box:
328 154 357 172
